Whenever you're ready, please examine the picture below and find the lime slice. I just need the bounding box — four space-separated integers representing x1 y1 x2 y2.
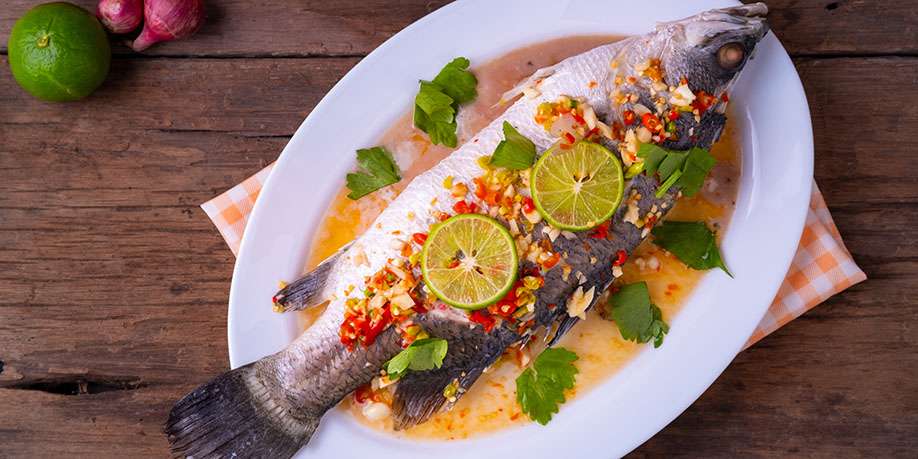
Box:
530 141 624 231
421 214 518 310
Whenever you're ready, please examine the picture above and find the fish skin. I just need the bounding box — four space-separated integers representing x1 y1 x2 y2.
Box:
165 4 769 457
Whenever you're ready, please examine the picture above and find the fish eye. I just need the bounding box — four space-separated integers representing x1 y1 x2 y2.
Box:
717 42 745 69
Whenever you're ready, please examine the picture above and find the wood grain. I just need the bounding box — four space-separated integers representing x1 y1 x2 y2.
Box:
2 1 917 57
0 1 916 457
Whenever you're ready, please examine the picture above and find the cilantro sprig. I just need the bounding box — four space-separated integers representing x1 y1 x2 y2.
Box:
515 347 579 425
413 57 478 148
604 282 669 348
345 146 401 200
651 221 732 276
637 144 716 197
489 121 537 170
384 338 448 380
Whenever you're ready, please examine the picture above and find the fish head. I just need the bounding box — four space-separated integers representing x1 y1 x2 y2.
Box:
657 3 769 95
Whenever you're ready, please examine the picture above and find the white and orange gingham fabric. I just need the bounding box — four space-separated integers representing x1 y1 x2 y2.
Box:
202 167 866 347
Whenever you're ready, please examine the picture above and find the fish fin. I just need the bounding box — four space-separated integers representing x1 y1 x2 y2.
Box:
391 316 513 430
546 315 581 347
496 66 557 106
165 363 316 458
272 242 352 312
391 365 487 431
546 285 607 346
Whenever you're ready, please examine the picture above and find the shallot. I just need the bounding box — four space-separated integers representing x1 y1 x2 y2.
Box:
97 0 143 34
131 0 205 52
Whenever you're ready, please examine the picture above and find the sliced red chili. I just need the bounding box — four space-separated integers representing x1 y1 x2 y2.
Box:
522 196 536 214
469 310 496 332
412 232 428 245
641 113 662 132
623 110 636 125
612 249 628 267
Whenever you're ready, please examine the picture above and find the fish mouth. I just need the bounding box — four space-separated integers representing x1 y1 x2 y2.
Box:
664 2 770 47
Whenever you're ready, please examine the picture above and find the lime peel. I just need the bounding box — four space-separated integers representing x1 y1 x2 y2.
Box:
420 214 519 310
530 141 625 231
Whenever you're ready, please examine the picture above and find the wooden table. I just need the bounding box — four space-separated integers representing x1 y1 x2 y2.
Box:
1 1 915 456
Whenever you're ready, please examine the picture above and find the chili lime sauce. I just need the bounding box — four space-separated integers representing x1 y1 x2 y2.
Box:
301 36 740 440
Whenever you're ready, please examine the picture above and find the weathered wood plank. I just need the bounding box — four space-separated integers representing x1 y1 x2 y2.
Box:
1 1 916 57
0 55 916 457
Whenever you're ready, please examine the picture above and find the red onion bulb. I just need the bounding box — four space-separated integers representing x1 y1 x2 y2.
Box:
97 0 143 34
131 0 206 52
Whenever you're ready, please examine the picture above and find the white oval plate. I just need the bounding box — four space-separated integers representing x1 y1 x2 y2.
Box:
227 0 813 456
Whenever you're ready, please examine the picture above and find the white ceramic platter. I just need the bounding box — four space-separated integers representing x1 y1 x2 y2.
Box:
227 0 814 456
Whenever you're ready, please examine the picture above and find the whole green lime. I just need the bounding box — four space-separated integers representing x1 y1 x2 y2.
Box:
8 2 111 102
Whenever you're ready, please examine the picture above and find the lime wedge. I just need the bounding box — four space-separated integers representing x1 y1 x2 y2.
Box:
530 141 624 231
420 214 518 310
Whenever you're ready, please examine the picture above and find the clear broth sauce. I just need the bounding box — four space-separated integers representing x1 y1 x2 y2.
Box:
301 36 740 440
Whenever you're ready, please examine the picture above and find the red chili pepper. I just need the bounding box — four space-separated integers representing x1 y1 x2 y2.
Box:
354 384 374 403
585 127 599 138
412 232 428 245
572 113 586 125
522 196 535 214
563 132 576 144
361 307 392 346
612 249 628 267
453 200 470 214
623 110 636 125
468 202 479 214
645 214 657 227
720 92 730 102
590 221 610 239
641 113 662 132
542 252 561 269
692 90 718 114
469 310 496 332
667 110 680 122
473 178 487 200
447 259 460 269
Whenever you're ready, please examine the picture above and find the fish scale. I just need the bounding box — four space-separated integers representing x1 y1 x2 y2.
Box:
165 5 769 457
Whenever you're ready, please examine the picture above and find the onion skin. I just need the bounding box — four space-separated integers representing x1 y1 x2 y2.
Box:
131 0 206 52
97 0 143 34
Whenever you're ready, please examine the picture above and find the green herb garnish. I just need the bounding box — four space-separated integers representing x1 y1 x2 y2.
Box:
605 282 669 348
489 121 537 170
384 338 448 380
651 221 732 276
515 347 579 425
413 57 478 148
345 146 401 200
637 144 715 197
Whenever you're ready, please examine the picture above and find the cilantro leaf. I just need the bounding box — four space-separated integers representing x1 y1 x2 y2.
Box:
345 146 401 200
413 57 478 148
605 282 669 348
384 338 448 380
490 121 537 170
677 147 717 196
515 347 579 425
651 221 732 276
432 57 478 104
637 143 668 176
636 143 716 197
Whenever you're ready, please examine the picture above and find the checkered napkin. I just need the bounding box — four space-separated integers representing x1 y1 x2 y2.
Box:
201 166 866 347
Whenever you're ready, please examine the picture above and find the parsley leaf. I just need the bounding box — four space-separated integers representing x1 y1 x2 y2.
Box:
384 338 448 380
490 121 537 170
651 221 732 276
345 146 401 200
432 57 478 104
515 347 579 425
413 57 478 148
605 282 669 348
637 143 716 197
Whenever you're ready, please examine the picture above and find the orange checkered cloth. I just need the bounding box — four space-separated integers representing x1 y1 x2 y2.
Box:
201 167 865 347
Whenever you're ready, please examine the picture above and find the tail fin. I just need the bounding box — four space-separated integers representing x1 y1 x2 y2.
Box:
165 363 316 458
272 242 352 312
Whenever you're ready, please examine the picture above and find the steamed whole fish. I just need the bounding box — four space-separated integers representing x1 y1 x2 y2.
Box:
166 5 769 457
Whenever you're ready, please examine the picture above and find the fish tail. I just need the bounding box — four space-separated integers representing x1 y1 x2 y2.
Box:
165 363 316 458
272 242 352 312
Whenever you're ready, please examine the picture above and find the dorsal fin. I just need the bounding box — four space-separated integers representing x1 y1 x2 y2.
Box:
272 242 352 312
